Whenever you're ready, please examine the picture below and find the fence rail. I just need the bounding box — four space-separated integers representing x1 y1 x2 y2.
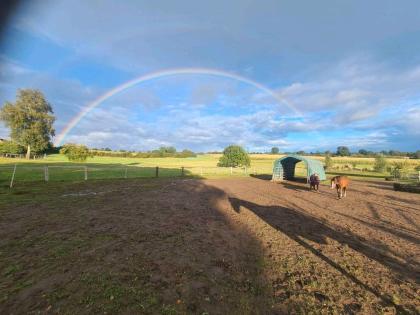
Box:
0 165 270 187
3 164 417 188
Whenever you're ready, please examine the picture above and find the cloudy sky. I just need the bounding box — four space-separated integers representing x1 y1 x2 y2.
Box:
0 0 419 152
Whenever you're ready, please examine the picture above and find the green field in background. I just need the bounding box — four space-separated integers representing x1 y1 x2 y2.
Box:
0 154 418 184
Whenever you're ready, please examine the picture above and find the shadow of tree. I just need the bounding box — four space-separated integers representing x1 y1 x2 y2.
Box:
333 211 420 246
228 197 417 314
0 179 275 314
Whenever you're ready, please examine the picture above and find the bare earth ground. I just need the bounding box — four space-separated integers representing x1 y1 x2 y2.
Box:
0 177 419 314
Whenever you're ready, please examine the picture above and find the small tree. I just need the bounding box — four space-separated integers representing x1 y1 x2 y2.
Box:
60 144 92 162
373 154 387 172
390 161 409 179
271 147 279 154
218 145 250 167
0 89 55 159
324 154 333 170
336 146 350 156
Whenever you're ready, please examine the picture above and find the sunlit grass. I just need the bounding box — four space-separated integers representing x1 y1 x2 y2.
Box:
0 154 418 184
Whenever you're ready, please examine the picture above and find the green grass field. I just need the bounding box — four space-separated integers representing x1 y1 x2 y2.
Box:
1 154 419 185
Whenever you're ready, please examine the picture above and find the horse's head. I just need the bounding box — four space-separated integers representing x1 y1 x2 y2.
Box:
330 177 336 189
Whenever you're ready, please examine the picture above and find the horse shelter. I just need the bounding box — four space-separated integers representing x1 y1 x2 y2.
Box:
272 154 326 182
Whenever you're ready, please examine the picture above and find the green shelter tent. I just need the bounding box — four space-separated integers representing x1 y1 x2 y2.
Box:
272 154 326 181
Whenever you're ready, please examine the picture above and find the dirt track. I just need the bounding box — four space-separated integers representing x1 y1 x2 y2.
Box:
210 178 420 314
0 177 419 314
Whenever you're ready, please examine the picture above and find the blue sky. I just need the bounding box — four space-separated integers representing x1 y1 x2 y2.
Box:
0 0 419 152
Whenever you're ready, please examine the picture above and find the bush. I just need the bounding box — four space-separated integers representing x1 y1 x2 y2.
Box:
390 161 410 179
218 145 250 167
373 154 387 172
324 155 333 170
175 149 196 158
60 143 92 162
0 140 25 154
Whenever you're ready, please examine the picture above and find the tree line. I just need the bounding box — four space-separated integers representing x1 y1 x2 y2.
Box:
90 147 196 159
269 146 420 159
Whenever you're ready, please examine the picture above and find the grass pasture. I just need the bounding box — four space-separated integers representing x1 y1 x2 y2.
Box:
1 154 419 186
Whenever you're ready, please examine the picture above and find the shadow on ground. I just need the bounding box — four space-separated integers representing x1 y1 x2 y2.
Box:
0 178 273 314
228 196 418 314
1 176 419 314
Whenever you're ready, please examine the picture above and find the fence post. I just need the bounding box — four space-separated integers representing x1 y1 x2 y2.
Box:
230 167 233 175
44 166 49 182
10 164 17 188
155 166 159 178
200 167 203 176
84 166 88 180
181 166 184 177
124 167 128 179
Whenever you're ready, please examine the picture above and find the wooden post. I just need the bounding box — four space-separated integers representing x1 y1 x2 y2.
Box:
155 166 159 178
44 166 49 182
124 167 128 179
84 166 88 180
244 166 247 174
230 167 233 175
200 167 203 176
181 166 184 176
10 164 17 188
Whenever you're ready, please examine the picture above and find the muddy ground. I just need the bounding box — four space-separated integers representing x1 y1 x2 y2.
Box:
0 177 419 314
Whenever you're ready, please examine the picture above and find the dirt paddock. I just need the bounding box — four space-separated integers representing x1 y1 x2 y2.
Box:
0 177 419 314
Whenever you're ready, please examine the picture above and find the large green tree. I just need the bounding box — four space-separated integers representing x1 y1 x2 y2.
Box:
0 89 55 159
218 145 250 167
336 146 350 156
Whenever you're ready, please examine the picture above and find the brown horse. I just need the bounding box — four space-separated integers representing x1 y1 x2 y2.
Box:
330 176 349 199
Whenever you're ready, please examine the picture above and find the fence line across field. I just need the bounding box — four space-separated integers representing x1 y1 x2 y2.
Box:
2 164 419 188
1 164 266 187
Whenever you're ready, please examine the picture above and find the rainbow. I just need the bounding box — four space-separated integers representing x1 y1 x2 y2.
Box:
54 67 299 146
